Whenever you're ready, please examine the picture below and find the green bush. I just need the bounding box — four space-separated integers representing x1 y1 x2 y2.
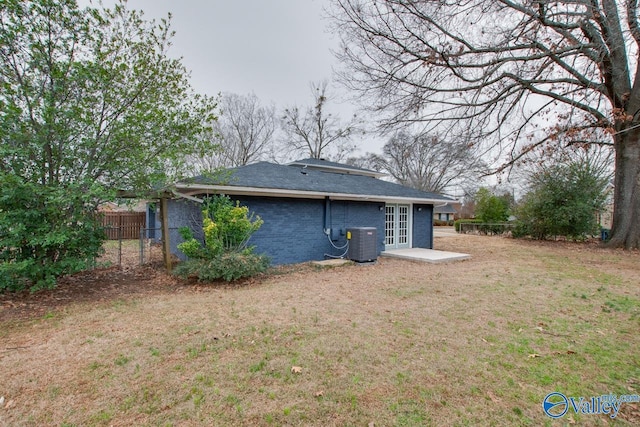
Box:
511 221 531 239
174 252 270 282
475 188 510 223
176 195 269 282
178 195 263 259
0 179 105 292
514 160 608 240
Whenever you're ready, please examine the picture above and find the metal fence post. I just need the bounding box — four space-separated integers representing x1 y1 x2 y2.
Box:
160 197 172 273
140 227 145 266
118 226 122 267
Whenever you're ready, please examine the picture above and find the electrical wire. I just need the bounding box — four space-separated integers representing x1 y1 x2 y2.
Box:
326 231 349 250
324 245 349 259
324 230 349 259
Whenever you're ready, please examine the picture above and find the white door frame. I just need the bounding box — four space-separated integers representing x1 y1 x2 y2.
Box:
384 203 412 249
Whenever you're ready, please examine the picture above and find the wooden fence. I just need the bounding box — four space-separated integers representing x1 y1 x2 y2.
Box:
101 212 146 240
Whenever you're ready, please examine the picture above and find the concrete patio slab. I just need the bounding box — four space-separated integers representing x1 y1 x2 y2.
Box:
311 259 353 267
381 248 471 264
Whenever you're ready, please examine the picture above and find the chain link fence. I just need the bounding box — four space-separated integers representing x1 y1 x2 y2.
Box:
98 226 183 268
458 222 515 235
139 227 184 266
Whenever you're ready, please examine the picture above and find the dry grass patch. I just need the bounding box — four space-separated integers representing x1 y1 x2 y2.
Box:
1 235 639 426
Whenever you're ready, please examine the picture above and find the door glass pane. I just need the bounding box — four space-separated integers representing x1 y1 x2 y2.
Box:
385 205 395 245
398 205 408 245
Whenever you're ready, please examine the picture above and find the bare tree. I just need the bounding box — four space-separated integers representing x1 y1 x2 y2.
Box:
364 131 486 194
281 80 359 161
330 0 640 248
194 93 276 171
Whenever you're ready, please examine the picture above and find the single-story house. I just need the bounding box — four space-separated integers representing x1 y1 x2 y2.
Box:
156 159 455 265
434 203 457 222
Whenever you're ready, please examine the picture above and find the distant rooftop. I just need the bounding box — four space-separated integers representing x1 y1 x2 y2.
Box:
434 204 457 214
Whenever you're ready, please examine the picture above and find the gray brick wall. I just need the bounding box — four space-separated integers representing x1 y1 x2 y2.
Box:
165 196 434 264
235 197 385 265
412 204 433 249
234 197 327 265
165 199 204 260
328 200 386 256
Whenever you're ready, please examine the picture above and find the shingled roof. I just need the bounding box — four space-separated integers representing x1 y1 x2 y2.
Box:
176 161 454 204
288 158 385 178
434 204 457 214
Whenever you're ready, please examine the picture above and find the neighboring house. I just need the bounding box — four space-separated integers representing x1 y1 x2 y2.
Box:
158 159 455 265
434 203 457 222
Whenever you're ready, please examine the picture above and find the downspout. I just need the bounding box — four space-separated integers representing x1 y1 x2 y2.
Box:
323 196 331 235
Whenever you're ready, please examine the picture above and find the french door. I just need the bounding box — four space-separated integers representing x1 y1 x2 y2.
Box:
385 204 410 249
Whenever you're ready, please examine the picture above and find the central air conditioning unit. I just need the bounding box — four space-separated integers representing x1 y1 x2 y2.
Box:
347 227 378 262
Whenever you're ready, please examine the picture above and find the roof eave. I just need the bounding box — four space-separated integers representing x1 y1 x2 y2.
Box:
175 183 453 205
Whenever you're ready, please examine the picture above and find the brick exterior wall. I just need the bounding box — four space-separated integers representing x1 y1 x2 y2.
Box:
326 199 386 257
234 197 385 265
236 197 327 265
412 204 434 249
165 196 434 264
164 199 204 260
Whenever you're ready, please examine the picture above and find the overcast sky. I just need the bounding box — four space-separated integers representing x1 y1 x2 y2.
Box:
78 0 378 152
115 1 337 102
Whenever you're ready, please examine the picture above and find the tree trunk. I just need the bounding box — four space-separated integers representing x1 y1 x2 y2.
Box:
609 129 640 249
